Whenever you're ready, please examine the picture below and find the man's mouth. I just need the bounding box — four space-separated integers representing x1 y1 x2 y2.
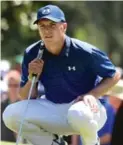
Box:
45 36 52 39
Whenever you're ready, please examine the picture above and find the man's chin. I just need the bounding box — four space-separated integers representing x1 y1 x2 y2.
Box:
44 39 54 45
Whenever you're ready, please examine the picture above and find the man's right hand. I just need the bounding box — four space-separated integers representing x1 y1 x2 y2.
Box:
19 59 44 100
28 59 44 79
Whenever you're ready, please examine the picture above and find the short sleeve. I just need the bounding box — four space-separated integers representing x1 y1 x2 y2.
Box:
90 48 116 78
20 51 28 87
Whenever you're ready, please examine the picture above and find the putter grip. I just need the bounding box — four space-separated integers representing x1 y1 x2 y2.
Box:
32 48 44 77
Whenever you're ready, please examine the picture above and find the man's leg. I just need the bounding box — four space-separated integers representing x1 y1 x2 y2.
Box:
23 128 53 145
2 98 74 145
67 100 107 145
2 100 54 145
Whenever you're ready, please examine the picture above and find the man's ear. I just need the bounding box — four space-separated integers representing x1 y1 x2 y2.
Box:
63 23 67 33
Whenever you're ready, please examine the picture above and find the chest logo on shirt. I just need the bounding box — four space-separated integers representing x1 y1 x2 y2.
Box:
68 66 76 71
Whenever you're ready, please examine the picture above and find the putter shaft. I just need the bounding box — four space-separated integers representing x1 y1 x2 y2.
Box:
16 76 37 145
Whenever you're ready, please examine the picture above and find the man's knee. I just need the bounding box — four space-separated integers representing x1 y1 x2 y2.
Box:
3 103 21 132
67 101 98 132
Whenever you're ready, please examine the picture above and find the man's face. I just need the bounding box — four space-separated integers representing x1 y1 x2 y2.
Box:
37 19 67 45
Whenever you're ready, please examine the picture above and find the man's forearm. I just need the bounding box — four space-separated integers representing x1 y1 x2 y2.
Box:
88 70 121 98
19 80 38 100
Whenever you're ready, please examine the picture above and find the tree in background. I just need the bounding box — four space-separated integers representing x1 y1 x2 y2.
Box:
1 1 123 67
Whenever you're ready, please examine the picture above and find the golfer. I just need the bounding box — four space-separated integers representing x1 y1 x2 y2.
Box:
3 4 121 145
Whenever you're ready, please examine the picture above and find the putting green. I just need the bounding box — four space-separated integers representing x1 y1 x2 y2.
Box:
0 141 30 145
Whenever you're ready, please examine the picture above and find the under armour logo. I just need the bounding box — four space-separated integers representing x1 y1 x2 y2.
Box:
42 7 51 15
68 66 76 71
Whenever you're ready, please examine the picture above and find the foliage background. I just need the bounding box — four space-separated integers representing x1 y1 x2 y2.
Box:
1 1 123 67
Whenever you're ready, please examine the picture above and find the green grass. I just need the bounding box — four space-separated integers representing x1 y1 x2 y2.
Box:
1 141 12 145
0 141 29 145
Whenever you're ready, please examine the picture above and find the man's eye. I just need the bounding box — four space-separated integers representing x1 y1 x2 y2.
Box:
40 25 44 28
51 23 56 27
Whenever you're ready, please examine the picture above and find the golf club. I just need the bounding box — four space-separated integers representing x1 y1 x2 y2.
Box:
16 42 44 145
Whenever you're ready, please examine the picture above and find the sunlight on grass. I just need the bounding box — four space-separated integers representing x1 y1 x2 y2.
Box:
0 141 30 145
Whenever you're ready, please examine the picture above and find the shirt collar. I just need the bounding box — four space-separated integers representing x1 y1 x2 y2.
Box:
59 35 71 57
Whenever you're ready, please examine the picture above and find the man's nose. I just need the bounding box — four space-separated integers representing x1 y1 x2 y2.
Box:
44 28 51 35
45 29 49 33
